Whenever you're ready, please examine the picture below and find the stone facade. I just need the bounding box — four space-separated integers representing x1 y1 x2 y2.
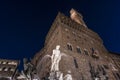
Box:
0 59 19 80
31 8 120 80
0 9 119 80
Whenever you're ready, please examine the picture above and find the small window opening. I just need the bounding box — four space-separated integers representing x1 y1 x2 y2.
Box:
76 47 81 54
67 43 72 51
73 58 78 68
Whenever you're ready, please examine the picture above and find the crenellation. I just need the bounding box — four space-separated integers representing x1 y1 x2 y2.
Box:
45 12 103 49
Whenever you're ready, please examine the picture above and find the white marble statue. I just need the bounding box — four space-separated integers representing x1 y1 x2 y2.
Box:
95 77 99 80
64 71 72 80
59 73 63 80
51 45 61 72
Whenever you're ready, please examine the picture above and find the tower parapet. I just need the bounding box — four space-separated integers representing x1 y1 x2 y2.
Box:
45 11 103 46
70 8 87 28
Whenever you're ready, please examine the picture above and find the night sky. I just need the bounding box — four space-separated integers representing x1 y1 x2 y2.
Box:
0 0 120 68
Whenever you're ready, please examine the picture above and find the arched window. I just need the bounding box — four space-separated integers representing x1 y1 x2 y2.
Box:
67 43 72 51
73 58 78 68
76 46 81 54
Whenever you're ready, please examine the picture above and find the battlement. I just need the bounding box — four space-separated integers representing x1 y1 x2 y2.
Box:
45 12 103 45
70 8 87 27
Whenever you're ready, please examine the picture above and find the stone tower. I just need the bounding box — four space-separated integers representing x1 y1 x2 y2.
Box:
32 9 120 80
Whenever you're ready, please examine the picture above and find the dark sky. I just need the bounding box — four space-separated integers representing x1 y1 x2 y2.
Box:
0 0 120 67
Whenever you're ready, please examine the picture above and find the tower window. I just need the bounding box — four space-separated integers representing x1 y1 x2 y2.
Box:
73 58 78 68
67 43 72 51
76 47 81 54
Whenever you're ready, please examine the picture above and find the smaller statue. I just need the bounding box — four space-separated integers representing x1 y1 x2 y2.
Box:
59 73 63 80
64 71 72 80
22 58 35 80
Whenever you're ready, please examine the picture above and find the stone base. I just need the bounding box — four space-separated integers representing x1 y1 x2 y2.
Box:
49 71 63 80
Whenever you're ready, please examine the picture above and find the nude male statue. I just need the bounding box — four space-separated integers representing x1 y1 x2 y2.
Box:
51 45 61 72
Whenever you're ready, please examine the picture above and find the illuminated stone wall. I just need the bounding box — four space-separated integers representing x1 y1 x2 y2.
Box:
32 9 120 80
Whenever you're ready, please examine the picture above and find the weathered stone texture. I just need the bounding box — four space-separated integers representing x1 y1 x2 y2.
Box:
32 9 120 80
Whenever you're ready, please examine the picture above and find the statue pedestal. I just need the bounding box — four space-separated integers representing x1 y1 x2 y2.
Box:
49 71 63 80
